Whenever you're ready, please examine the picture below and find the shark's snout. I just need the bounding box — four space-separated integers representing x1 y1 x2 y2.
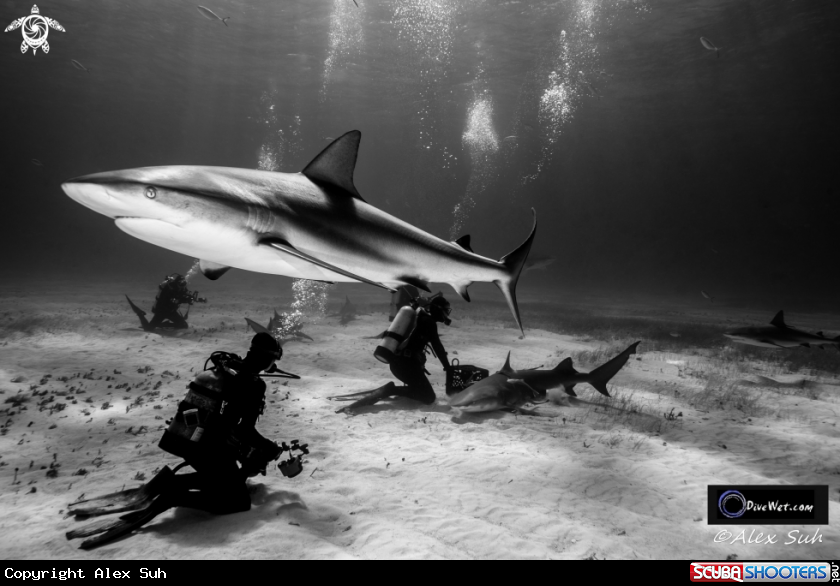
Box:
62 180 123 218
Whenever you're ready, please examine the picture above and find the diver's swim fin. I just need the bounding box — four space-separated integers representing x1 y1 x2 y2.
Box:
68 465 176 519
72 496 173 550
327 386 391 401
334 383 396 413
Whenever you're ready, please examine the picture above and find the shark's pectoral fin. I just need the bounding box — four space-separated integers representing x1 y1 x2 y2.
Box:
398 276 431 293
199 259 231 280
453 235 474 253
301 130 365 201
261 237 395 292
770 310 787 329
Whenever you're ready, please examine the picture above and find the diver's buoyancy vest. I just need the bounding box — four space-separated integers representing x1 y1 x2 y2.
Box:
158 367 247 460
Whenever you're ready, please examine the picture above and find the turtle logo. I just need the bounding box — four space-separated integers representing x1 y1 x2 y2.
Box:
4 5 65 55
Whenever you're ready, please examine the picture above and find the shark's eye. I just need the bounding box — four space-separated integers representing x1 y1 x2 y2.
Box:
145 186 157 199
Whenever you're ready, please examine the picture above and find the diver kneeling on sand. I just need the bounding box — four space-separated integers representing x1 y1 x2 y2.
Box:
125 272 206 331
332 293 453 413
65 333 308 549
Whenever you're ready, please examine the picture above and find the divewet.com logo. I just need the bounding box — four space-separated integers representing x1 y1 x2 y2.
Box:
708 485 829 525
690 562 836 583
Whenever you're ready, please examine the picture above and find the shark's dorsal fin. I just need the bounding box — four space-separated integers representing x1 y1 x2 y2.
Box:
244 317 270 335
453 235 474 253
301 130 365 201
553 357 575 373
501 351 515 376
817 331 824 338
770 310 787 329
199 259 231 280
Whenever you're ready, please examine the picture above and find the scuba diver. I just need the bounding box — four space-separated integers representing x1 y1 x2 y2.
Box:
332 293 453 413
125 273 206 331
65 332 308 549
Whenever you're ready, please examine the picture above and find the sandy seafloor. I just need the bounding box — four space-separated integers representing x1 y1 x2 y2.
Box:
0 276 838 560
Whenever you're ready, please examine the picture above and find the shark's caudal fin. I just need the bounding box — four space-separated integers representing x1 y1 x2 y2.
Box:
583 341 640 397
493 209 537 336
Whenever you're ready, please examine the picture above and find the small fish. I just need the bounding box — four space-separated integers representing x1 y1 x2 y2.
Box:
669 332 681 338
351 0 359 6
71 59 89 73
31 158 43 167
701 290 714 302
503 136 518 142
700 37 720 58
197 6 230 26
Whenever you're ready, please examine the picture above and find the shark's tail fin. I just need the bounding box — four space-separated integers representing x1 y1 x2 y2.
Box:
583 341 640 397
494 209 537 336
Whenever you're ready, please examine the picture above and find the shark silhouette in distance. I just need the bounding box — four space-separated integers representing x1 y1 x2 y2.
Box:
724 311 840 350
446 373 545 417
62 131 536 334
501 341 640 397
244 310 313 342
329 296 358 325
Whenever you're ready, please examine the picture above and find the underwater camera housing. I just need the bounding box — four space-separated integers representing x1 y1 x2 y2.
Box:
445 358 489 396
277 440 309 478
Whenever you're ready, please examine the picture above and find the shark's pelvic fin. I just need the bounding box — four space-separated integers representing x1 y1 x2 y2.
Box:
770 310 787 329
493 208 537 336
199 259 231 280
261 237 395 292
301 130 365 201
452 280 471 302
453 235 474 253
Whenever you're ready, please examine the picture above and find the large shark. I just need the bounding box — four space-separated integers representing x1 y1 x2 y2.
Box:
62 131 536 333
724 311 840 350
500 341 640 397
447 373 544 416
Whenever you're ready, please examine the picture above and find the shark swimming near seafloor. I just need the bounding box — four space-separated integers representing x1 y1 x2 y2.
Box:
62 131 536 334
501 341 640 397
446 373 545 417
724 311 840 350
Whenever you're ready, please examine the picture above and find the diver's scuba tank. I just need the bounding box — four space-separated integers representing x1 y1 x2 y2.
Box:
158 352 242 459
374 305 418 363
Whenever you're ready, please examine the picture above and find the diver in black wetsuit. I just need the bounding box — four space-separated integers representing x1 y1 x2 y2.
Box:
336 294 453 413
68 333 295 549
154 332 285 514
125 273 206 331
